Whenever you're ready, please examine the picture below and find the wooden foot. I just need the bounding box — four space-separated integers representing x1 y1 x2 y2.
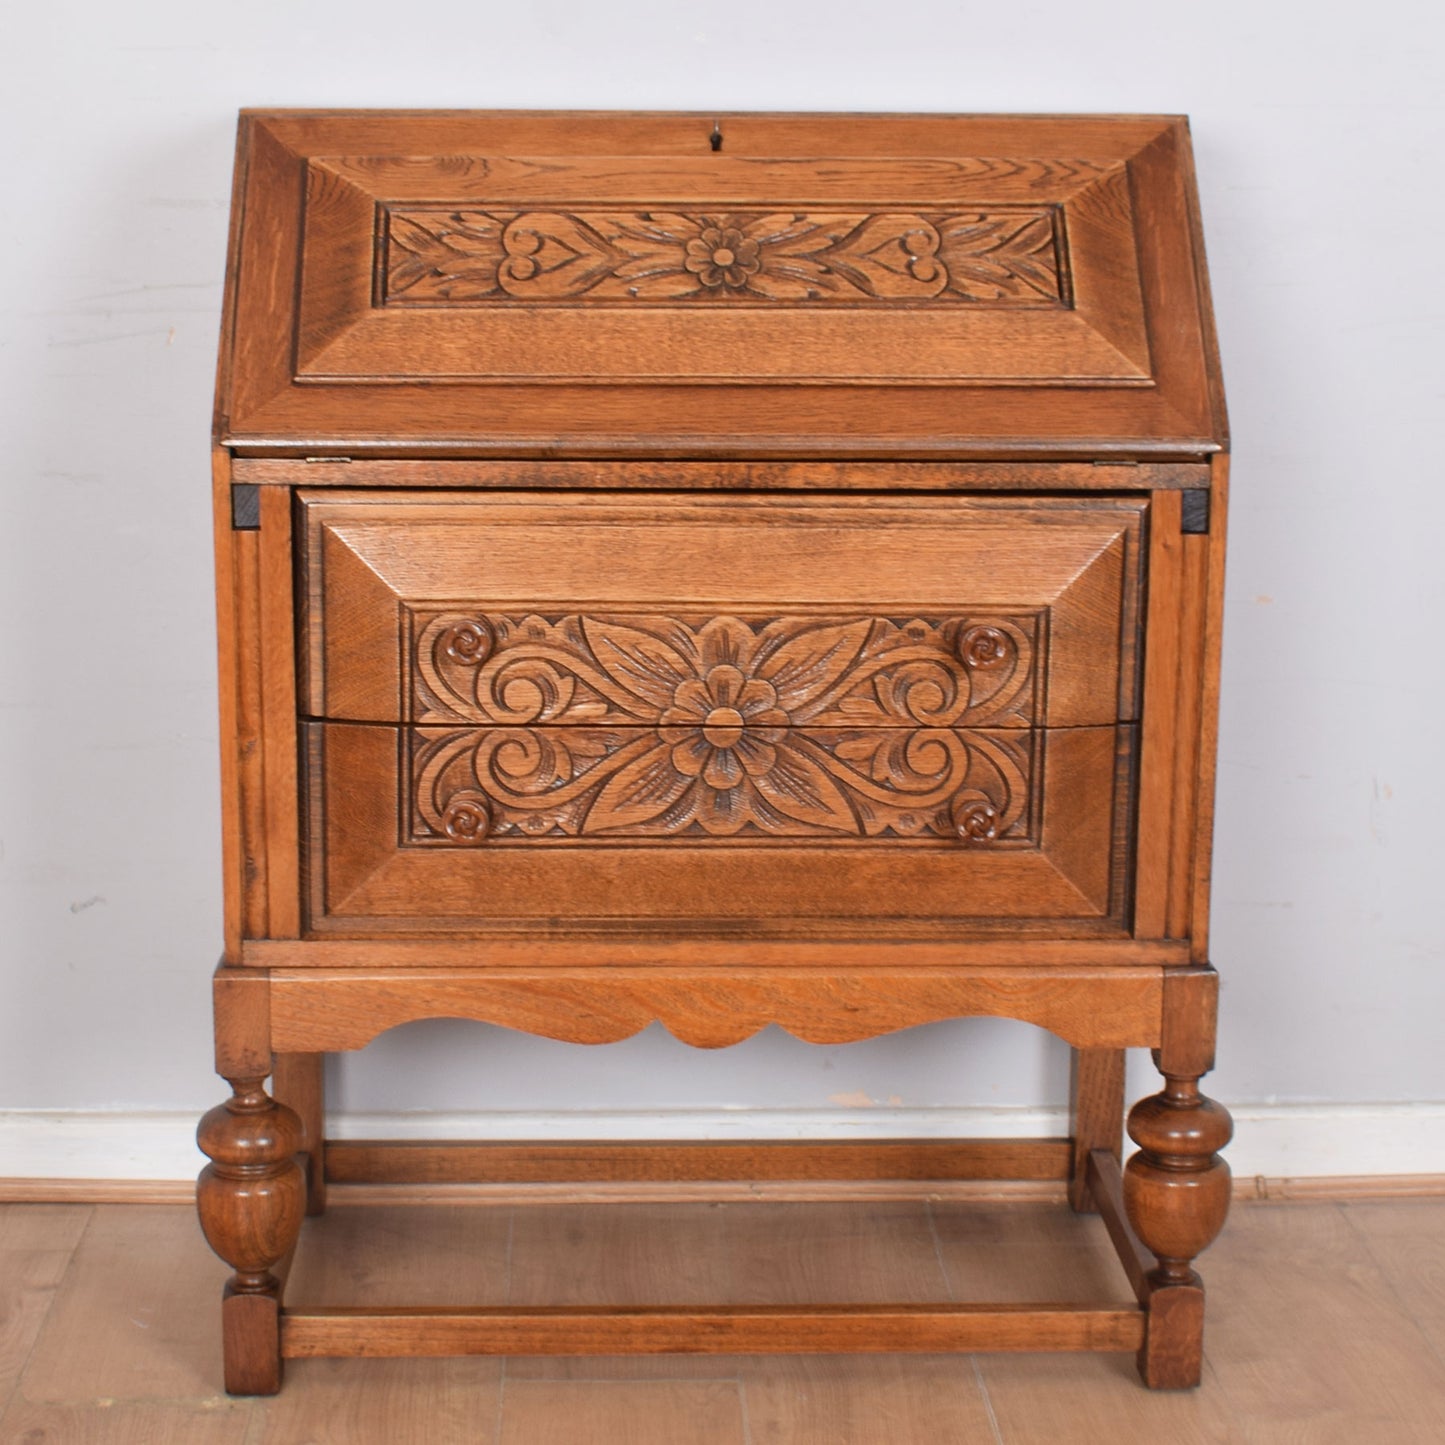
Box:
1123 1071 1232 1388
196 1078 306 1394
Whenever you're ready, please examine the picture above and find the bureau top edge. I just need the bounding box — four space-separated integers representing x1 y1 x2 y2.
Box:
215 109 1227 456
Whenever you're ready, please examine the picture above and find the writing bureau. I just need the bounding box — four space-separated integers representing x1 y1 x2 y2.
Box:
198 109 1231 1394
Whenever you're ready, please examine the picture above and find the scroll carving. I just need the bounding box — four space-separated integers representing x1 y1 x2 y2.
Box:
383 208 1066 307
410 725 1036 843
412 612 1041 731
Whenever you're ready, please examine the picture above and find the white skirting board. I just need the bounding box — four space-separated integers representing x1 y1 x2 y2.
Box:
1 1103 1444 1183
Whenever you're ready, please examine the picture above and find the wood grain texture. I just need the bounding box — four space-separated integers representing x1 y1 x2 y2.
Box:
16 1199 1445 1439
247 1359 502 1445
18 1207 227 1402
1189 455 1230 959
212 965 271 1079
236 457 1211 492
298 162 1144 387
281 1302 1144 1358
498 1379 744 1445
1068 1049 1126 1213
265 966 1165 1052
242 936 1190 969
0 1399 253 1444
219 111 1224 456
211 450 246 959
322 1139 1073 1186
257 486 300 938
507 1198 952 1309
1201 1204 1445 1439
271 1053 326 1216
208 108 1231 1393
1133 489 1184 938
308 721 1129 935
302 489 1144 730
0 1205 91 1414
1087 1149 1153 1304
737 1355 1001 1444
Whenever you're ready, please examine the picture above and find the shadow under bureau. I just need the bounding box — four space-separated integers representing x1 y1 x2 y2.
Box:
198 109 1232 1394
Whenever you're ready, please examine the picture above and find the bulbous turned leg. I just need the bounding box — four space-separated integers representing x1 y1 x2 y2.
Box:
1124 1072 1233 1389
196 1078 306 1395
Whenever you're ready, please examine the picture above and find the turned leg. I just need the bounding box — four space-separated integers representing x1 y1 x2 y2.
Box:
273 1053 327 1216
196 1077 306 1395
1124 1062 1232 1388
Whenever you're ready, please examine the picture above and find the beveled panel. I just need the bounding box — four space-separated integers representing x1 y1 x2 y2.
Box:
295 154 1145 386
219 111 1226 454
303 722 1133 939
300 490 1145 731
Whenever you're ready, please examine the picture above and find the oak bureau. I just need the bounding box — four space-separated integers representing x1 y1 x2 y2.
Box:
198 110 1232 1394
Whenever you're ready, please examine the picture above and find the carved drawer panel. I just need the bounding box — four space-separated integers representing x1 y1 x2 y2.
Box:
298 488 1144 940
306 721 1131 937
301 491 1145 728
406 724 1039 844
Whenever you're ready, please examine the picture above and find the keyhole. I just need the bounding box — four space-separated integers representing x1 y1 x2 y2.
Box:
710 121 723 153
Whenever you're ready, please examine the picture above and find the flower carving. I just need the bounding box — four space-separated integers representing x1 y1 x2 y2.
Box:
441 794 491 843
385 208 1065 306
683 225 763 289
439 619 494 666
410 612 1039 840
659 664 789 790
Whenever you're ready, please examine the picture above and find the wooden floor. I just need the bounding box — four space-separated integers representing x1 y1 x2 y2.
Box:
1 1193 1443 1442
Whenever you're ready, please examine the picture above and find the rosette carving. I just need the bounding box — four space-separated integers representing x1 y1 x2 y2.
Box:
949 791 1001 843
384 208 1065 306
439 793 492 844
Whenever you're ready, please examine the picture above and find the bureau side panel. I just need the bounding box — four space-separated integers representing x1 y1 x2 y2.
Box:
212 450 266 954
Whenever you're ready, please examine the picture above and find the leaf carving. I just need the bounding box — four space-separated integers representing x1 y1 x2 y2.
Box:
409 724 1035 843
383 207 1065 307
412 612 1040 731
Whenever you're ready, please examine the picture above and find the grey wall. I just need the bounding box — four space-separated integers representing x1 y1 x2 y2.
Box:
2 0 1442 1151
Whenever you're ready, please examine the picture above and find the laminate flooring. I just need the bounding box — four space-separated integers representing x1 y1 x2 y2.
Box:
1 1194 1442 1442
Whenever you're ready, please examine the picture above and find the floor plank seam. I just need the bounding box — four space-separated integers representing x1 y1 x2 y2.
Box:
923 1199 959 1304
1339 1200 1445 1375
735 1372 754 1445
0 1204 96 1426
971 1355 1006 1445
1198 1352 1250 1440
493 1344 508 1443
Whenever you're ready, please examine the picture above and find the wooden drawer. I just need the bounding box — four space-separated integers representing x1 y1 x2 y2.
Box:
299 490 1144 940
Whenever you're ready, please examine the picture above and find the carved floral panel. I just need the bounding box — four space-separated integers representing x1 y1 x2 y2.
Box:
411 612 1042 731
408 724 1036 844
382 208 1066 306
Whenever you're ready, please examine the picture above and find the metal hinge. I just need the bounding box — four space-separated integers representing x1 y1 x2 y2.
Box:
230 483 260 530
1181 490 1210 535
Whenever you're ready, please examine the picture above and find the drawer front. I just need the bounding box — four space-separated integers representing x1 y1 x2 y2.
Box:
307 721 1131 936
299 490 1144 940
303 492 1143 728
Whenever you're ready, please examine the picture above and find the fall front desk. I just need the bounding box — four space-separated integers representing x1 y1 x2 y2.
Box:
198 110 1231 1394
